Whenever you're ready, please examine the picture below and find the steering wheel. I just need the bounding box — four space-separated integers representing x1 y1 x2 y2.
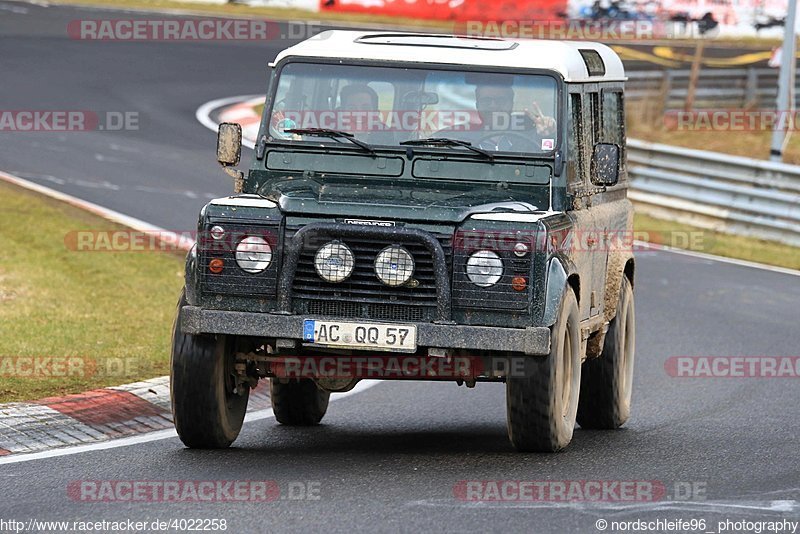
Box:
475 131 536 152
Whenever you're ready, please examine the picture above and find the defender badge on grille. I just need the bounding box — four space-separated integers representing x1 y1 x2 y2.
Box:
343 219 395 227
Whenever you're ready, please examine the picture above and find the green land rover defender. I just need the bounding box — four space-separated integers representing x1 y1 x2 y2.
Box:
171 31 636 452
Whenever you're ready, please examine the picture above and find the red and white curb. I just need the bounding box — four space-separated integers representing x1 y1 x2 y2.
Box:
195 94 262 149
0 377 271 456
218 97 262 142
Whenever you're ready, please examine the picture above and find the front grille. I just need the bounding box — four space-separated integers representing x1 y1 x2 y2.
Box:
287 224 451 320
305 300 429 322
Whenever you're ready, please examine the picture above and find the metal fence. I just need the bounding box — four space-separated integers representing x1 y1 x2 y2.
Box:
626 68 798 109
627 138 800 247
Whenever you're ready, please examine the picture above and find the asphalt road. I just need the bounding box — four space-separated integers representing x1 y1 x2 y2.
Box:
1 3 799 533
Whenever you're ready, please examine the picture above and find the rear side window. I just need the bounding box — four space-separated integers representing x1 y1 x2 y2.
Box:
567 93 585 187
601 91 625 146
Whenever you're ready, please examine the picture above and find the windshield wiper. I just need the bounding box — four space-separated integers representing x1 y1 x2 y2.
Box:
285 128 377 157
400 137 494 161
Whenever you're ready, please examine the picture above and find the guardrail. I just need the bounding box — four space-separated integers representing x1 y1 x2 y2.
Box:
626 68 799 109
627 139 800 247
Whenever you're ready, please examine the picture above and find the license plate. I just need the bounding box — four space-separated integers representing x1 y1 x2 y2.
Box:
302 320 417 352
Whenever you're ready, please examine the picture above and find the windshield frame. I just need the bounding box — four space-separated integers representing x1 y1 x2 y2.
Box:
260 56 565 160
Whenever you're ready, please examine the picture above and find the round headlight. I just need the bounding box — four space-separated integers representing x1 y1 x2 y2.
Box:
466 250 503 287
315 241 355 283
235 236 272 273
374 246 415 287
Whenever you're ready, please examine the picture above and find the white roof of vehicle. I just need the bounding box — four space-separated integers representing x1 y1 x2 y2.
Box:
272 31 625 83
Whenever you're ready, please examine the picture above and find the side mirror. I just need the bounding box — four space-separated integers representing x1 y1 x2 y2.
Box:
590 143 620 187
217 122 242 166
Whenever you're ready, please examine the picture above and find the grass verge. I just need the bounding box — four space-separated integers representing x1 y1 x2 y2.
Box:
0 181 185 402
633 212 800 270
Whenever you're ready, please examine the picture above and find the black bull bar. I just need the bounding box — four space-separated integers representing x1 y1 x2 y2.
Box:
276 222 453 323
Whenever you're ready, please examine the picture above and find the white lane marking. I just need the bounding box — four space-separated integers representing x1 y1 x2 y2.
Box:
8 0 48 6
408 498 800 514
0 2 28 13
0 170 195 252
8 170 215 199
634 240 800 278
0 380 380 465
196 95 800 279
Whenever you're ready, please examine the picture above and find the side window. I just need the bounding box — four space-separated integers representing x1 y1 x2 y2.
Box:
602 90 626 178
588 92 600 146
579 92 599 186
567 93 585 188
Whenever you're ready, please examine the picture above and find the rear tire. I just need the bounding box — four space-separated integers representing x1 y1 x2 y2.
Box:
506 287 581 452
270 379 330 426
171 291 249 448
577 276 635 429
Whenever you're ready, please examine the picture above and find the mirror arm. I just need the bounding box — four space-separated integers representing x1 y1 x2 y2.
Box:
256 135 268 160
553 150 564 177
222 166 245 193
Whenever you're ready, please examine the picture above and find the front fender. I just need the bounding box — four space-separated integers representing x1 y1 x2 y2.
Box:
542 258 569 327
184 244 199 306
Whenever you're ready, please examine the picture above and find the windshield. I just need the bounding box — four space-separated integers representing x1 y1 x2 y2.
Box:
267 62 559 155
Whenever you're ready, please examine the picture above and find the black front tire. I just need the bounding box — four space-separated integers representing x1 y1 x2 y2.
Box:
270 379 330 426
506 287 582 452
171 292 249 448
577 276 635 429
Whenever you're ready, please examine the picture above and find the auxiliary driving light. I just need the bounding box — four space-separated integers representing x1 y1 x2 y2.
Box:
235 236 272 273
466 250 503 287
374 245 415 287
314 241 355 283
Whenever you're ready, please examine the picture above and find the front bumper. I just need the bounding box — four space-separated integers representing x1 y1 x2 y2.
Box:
181 306 551 355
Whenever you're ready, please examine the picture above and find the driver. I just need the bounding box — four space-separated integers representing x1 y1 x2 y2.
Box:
466 79 557 152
